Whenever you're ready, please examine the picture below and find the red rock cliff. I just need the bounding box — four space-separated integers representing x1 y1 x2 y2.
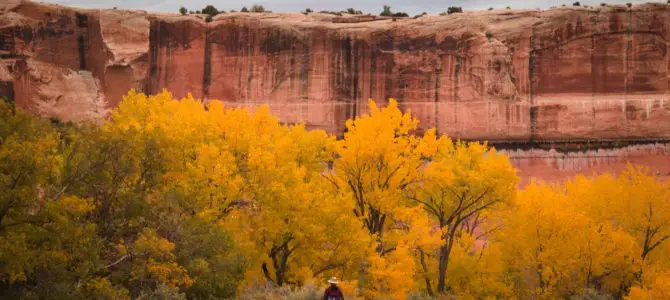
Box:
2 1 670 180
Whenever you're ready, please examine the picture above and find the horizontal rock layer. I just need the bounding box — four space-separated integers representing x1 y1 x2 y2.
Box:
2 1 670 180
499 142 670 184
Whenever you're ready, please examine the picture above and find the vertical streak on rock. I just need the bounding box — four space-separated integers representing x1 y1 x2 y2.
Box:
203 26 211 100
383 36 394 103
0 27 16 58
591 14 597 130
454 56 462 133
369 46 377 102
625 9 632 137
300 36 310 102
529 22 537 142
0 81 14 103
352 41 359 117
0 27 17 105
435 63 442 135
397 66 405 103
383 56 393 102
362 44 369 103
75 13 88 70
236 26 243 101
289 37 296 101
164 25 170 95
148 19 159 94
246 26 253 102
330 38 342 116
343 37 353 119
86 15 106 81
454 57 460 100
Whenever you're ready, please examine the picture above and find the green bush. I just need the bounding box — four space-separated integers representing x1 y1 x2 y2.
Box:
201 4 219 16
346 8 362 14
447 6 463 14
250 4 266 13
380 5 392 16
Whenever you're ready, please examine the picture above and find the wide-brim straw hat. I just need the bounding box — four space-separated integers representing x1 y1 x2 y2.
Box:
327 277 338 284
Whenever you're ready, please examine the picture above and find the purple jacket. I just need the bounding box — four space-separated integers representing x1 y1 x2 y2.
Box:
323 286 344 300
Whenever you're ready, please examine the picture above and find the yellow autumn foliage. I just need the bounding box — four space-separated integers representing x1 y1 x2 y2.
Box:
1 91 670 299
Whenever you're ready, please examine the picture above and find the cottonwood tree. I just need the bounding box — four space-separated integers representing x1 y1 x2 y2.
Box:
499 182 638 298
0 102 103 298
328 99 439 254
219 111 369 287
567 167 670 288
406 140 517 295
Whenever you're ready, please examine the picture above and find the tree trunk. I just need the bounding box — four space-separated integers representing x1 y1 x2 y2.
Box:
419 248 434 297
436 228 456 293
436 245 448 293
436 221 460 294
265 237 294 286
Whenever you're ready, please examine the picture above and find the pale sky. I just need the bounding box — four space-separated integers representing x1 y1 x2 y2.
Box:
40 0 660 15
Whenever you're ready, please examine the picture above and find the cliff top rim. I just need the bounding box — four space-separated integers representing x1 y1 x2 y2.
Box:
4 0 670 22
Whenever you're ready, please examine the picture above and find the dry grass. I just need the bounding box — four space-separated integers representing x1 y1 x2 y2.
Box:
239 283 323 300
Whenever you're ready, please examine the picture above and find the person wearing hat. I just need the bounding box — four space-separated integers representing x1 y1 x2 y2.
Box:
323 277 344 300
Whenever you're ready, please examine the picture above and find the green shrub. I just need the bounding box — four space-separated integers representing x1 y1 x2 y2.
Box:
179 6 187 15
447 6 463 14
346 8 362 14
201 5 219 16
380 5 392 16
250 4 266 13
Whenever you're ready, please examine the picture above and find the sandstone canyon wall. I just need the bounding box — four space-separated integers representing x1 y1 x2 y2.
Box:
2 0 670 181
